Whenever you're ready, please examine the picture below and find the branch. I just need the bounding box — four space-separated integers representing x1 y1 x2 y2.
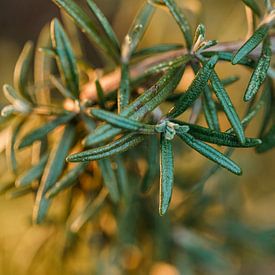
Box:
81 36 275 101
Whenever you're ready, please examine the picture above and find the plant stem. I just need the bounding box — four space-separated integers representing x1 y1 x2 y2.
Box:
81 36 275 101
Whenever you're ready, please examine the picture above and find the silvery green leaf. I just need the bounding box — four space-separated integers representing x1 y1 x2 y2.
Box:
33 123 75 224
13 41 34 102
210 72 246 144
70 188 108 233
141 136 159 193
232 24 269 65
163 0 192 49
52 0 119 63
51 19 79 99
98 159 120 203
87 0 120 53
90 108 155 134
244 39 272 101
18 113 75 149
159 133 174 215
15 154 48 187
168 55 218 118
46 162 87 199
177 130 242 175
68 133 144 162
118 62 130 112
121 3 155 62
84 65 186 146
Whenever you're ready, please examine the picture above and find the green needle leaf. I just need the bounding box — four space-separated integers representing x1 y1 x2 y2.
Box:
84 65 186 146
121 3 155 62
15 154 48 187
3 84 31 113
173 120 261 147
159 133 174 216
242 0 262 17
168 55 219 118
244 39 272 101
68 133 144 162
87 0 120 53
202 51 255 68
70 188 108 233
33 123 75 224
210 72 246 144
176 130 242 175
98 159 120 203
7 118 26 173
51 18 79 99
52 0 119 63
90 108 156 134
18 113 75 149
163 0 193 49
139 54 190 79
14 41 34 102
46 162 87 199
141 135 159 193
232 24 269 65
118 62 130 112
114 156 130 201
202 85 220 131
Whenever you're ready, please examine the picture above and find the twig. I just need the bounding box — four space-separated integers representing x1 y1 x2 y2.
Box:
81 36 275 101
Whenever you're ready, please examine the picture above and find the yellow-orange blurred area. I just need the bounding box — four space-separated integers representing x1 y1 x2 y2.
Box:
0 0 275 274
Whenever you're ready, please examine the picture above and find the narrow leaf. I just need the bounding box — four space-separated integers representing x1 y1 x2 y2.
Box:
51 18 79 99
202 85 220 131
163 0 193 49
6 118 25 173
84 65 186 146
87 0 120 53
139 54 190 79
14 41 34 102
168 55 219 118
3 84 31 112
52 0 119 62
177 131 242 175
121 3 155 62
90 108 155 134
33 123 75 224
68 133 144 162
114 156 130 201
173 120 261 147
232 24 269 65
202 51 255 68
98 159 120 203
141 136 159 193
16 154 48 187
118 62 130 112
244 38 272 101
210 72 246 144
70 188 108 233
46 163 87 199
159 133 174 215
19 113 75 149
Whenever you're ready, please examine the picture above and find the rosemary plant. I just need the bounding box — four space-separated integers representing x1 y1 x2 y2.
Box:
1 0 275 273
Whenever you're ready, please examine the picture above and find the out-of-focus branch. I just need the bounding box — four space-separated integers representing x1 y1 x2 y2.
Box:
81 36 275 101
